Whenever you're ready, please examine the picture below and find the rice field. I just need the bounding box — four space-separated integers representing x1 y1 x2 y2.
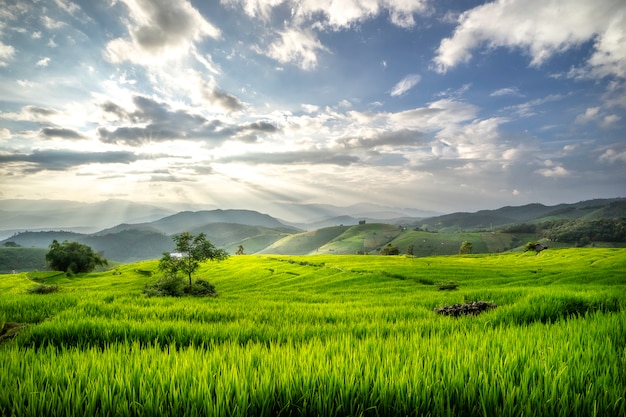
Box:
1 248 625 416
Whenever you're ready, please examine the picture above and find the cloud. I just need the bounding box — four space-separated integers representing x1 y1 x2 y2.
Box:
490 87 523 97
98 95 270 146
36 57 50 67
263 27 328 70
0 149 140 172
599 148 626 164
433 0 626 79
0 105 61 123
230 0 428 29
0 41 16 67
503 94 564 117
600 114 621 128
218 149 359 166
536 160 570 178
105 0 220 65
390 74 421 97
575 106 600 124
335 129 425 150
41 127 87 140
230 0 428 68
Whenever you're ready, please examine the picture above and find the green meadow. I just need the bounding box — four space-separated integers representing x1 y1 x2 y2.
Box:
1 248 625 416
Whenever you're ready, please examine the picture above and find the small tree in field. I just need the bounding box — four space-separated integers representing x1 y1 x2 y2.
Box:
46 240 107 274
459 241 473 254
159 233 228 289
380 243 400 255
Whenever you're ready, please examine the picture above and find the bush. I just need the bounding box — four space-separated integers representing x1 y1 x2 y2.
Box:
144 275 217 297
27 284 60 294
184 279 217 297
143 274 185 297
436 281 459 291
380 244 400 255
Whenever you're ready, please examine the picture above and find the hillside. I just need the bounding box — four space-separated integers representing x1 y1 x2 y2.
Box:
0 247 47 273
1 198 625 270
412 198 626 232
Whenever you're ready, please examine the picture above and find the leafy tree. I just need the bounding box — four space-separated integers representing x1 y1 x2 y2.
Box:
407 244 414 256
236 245 245 255
380 243 400 255
45 240 107 274
524 241 547 254
459 241 473 254
159 233 228 288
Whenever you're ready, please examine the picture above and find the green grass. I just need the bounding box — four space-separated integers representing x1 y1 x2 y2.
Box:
0 248 625 416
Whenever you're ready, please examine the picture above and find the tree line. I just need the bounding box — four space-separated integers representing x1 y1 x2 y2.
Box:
501 218 626 245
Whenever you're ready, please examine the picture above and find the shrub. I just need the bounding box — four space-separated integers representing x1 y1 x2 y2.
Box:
144 275 217 297
380 244 400 255
27 284 60 294
143 274 185 297
436 281 459 291
184 279 217 297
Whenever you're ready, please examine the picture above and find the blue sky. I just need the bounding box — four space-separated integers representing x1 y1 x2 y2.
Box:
0 0 625 214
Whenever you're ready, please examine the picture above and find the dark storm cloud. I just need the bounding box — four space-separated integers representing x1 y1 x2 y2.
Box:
0 149 140 172
41 127 86 140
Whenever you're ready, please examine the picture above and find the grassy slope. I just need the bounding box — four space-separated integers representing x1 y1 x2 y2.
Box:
1 249 625 416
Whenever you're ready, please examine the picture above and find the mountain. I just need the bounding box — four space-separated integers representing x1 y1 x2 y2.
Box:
410 198 626 232
271 202 440 225
0 199 175 238
0 209 300 263
1 198 624 268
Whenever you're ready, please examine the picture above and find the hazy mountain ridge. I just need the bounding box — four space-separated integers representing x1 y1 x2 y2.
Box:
1 198 624 265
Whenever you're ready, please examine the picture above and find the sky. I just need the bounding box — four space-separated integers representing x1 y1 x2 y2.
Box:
0 0 625 214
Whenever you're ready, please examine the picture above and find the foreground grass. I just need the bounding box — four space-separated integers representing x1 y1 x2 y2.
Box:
1 249 625 416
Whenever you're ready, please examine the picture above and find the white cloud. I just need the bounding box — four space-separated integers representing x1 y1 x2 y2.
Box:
263 27 328 70
36 57 50 67
301 104 320 113
228 0 428 29
42 16 65 30
433 0 626 80
575 106 600 124
105 0 220 65
0 41 15 67
600 114 621 127
229 0 428 68
490 87 523 97
536 161 571 178
599 148 626 163
390 74 421 97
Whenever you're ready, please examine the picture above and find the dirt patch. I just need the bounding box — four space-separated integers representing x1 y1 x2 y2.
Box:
434 301 497 317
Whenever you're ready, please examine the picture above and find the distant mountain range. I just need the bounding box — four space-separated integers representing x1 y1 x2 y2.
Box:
1 197 624 264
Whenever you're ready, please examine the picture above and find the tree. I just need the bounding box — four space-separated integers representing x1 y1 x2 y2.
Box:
380 243 400 255
235 245 245 255
407 244 414 256
524 241 548 254
159 233 228 288
459 241 473 254
45 240 107 274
